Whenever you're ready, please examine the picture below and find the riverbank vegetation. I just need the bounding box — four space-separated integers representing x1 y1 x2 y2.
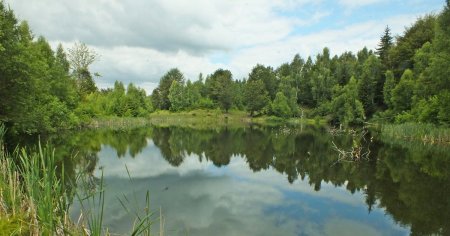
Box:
380 123 450 144
0 123 159 235
1 1 450 136
148 109 325 129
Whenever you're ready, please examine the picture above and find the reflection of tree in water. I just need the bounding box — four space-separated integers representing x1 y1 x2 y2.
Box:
152 127 184 166
150 125 450 236
31 125 449 236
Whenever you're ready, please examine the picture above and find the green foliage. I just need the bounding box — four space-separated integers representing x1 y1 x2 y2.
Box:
75 80 151 120
248 64 278 100
271 92 292 118
383 70 396 108
330 77 366 126
168 80 187 111
376 26 394 69
391 69 415 113
0 5 83 134
206 69 234 112
437 91 450 125
244 80 270 116
152 68 184 110
389 15 437 78
311 48 336 106
297 57 314 106
77 68 98 97
358 55 383 117
185 80 201 109
334 52 357 86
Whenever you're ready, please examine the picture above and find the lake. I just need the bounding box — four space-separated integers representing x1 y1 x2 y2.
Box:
22 124 449 235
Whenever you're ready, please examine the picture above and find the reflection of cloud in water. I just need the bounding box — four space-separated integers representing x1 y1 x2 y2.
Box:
324 218 382 236
94 145 408 235
97 142 212 178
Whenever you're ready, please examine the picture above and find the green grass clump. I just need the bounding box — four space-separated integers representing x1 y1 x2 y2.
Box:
0 214 30 235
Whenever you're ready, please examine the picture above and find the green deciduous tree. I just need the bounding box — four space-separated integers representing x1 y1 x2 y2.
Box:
428 1 450 125
358 55 383 117
153 68 184 110
206 69 234 112
244 80 269 116
271 92 292 118
391 69 415 113
168 80 188 112
383 70 396 108
311 48 337 107
330 77 366 126
248 64 278 100
389 15 437 78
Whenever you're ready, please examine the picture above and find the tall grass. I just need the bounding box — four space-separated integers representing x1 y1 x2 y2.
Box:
1 123 161 235
380 123 450 145
0 124 77 235
86 117 151 129
148 108 324 129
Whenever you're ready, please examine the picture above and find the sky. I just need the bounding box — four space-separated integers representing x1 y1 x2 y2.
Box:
5 0 445 93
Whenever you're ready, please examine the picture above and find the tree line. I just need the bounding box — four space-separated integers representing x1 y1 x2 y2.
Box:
152 2 449 126
1 1 449 134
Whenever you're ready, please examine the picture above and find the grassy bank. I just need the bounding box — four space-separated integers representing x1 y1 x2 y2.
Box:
0 124 158 235
84 117 152 129
148 109 325 128
148 109 249 129
379 123 450 145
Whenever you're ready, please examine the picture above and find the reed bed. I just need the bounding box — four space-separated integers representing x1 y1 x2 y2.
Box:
0 124 78 235
380 123 450 145
85 117 152 129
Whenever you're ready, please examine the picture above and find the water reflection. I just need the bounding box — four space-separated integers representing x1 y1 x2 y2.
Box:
40 125 449 235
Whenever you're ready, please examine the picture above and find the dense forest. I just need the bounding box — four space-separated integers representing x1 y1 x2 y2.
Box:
1 1 449 134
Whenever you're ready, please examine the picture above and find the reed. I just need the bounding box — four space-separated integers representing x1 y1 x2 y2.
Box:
380 123 450 145
75 170 106 236
0 124 78 235
1 123 160 235
86 117 151 129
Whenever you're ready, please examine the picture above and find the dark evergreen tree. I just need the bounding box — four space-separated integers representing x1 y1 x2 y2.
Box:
376 26 393 69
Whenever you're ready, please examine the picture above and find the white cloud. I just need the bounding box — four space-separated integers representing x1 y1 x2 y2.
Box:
7 0 301 52
225 14 420 81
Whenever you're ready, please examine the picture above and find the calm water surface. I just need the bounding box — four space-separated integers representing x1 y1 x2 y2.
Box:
28 125 449 235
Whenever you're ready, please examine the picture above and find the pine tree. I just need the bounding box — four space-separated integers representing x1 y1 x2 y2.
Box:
376 26 393 69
